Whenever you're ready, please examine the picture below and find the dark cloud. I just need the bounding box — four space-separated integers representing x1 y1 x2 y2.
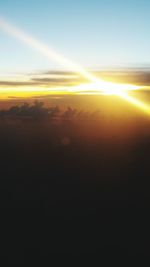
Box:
1 70 150 92
0 102 100 120
0 70 83 88
0 79 77 88
0 81 39 87
93 70 150 86
40 70 78 76
32 69 150 86
129 71 150 85
0 101 60 118
31 77 78 84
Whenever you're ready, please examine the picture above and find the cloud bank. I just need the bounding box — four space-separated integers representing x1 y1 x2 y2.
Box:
0 69 150 99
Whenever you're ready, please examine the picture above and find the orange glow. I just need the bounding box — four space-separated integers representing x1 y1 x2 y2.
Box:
0 17 150 116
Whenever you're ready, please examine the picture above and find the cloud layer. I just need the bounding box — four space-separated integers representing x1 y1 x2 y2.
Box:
0 69 150 99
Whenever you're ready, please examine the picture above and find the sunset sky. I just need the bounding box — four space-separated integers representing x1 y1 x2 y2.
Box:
1 0 150 72
1 0 150 115
1 1 150 254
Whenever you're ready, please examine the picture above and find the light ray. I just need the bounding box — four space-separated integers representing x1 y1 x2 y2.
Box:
0 17 99 83
0 17 150 115
116 91 150 115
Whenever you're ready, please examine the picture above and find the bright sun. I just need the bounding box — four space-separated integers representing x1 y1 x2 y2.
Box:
69 81 140 95
1 17 150 116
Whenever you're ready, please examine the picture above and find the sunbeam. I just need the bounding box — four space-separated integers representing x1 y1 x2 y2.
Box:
0 17 150 115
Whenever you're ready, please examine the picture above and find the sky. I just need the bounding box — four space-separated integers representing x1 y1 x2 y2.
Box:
0 0 150 74
1 0 150 118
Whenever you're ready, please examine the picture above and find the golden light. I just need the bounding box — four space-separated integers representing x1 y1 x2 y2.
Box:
0 17 150 116
116 91 150 115
69 81 140 95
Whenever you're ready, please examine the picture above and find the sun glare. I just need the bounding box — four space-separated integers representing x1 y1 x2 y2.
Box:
69 81 140 95
0 17 150 116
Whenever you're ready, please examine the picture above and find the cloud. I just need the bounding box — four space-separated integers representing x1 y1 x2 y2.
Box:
41 70 78 76
128 71 150 85
0 102 100 120
1 69 150 96
93 70 150 86
28 69 150 87
0 81 39 87
0 101 60 118
0 69 86 90
31 77 78 84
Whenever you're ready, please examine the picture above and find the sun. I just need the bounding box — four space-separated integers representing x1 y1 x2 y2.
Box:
68 81 150 116
68 81 140 95
1 17 150 116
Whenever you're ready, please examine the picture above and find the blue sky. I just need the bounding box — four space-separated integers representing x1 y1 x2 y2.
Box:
0 0 150 73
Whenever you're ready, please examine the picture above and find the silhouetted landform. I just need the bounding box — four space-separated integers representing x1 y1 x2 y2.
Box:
0 101 150 252
0 101 101 120
0 101 58 118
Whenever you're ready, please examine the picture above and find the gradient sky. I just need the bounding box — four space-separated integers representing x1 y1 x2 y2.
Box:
0 0 150 74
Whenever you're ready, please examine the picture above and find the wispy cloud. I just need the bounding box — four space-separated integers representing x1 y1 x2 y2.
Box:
0 69 150 100
0 81 39 87
1 69 150 87
0 70 87 95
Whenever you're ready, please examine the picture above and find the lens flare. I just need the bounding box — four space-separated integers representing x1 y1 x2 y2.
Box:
116 91 150 115
69 82 139 95
0 17 150 116
0 17 99 83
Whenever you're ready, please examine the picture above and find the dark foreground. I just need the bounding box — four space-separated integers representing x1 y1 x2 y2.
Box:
0 112 150 255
